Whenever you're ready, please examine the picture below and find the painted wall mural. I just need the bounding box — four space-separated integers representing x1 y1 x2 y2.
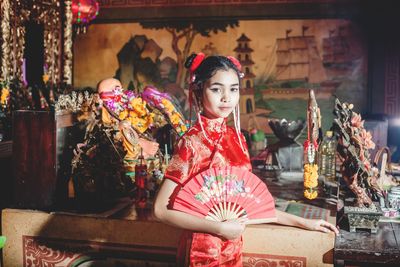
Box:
74 19 368 135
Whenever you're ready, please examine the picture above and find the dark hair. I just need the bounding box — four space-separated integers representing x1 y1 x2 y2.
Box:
184 54 242 92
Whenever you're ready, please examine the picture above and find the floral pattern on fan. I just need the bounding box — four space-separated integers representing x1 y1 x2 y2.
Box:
173 166 276 224
194 174 261 205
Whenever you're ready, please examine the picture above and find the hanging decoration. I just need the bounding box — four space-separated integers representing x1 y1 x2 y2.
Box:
42 0 62 85
303 90 321 200
71 0 99 34
10 0 27 84
64 0 73 85
1 0 12 81
13 25 26 83
0 0 62 84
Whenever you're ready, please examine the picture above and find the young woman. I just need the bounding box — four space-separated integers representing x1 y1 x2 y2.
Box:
154 53 338 266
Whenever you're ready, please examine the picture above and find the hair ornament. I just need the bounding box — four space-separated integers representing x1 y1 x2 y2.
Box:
190 53 206 73
226 56 242 71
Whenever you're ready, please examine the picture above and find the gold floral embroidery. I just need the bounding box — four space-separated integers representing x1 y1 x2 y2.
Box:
167 154 190 181
165 116 251 185
204 118 227 133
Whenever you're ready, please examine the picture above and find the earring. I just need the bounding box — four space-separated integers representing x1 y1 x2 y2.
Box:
195 95 203 113
233 104 245 153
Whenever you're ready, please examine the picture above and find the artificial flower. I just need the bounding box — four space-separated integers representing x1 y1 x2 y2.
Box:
1 87 10 106
170 113 181 125
351 112 364 128
131 98 147 117
304 189 318 200
42 74 50 84
180 124 187 132
161 99 175 112
119 109 128 120
360 129 376 150
304 163 318 190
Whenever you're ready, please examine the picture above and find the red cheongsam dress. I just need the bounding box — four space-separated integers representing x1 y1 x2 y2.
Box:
164 115 252 267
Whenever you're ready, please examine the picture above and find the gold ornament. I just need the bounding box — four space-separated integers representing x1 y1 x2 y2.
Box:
63 0 73 85
1 0 62 84
1 0 12 80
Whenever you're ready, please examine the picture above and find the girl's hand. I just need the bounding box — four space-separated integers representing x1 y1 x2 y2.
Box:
218 220 246 240
305 219 339 235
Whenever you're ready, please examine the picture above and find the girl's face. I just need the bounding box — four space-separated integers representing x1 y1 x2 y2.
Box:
201 69 240 120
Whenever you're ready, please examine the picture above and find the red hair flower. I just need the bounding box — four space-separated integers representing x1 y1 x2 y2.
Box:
227 56 242 71
190 53 206 73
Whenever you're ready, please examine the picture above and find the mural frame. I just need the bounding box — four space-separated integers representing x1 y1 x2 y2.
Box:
96 0 363 23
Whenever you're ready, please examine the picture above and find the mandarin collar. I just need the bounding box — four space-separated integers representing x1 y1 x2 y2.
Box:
199 115 227 135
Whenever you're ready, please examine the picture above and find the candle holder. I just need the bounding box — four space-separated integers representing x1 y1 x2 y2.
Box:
267 119 305 174
344 202 383 233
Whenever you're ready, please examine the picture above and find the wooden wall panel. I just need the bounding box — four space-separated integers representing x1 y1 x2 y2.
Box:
99 0 345 8
384 41 400 116
96 0 361 21
12 111 56 210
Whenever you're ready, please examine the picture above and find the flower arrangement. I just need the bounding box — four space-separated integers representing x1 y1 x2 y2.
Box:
71 120 135 207
0 79 34 140
99 85 188 135
0 77 66 113
333 98 376 207
303 90 320 200
0 80 34 115
142 86 187 136
303 163 319 200
0 74 73 141
100 87 155 134
71 84 187 208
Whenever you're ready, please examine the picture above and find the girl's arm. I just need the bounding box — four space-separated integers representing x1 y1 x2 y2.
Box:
275 210 339 234
154 179 246 240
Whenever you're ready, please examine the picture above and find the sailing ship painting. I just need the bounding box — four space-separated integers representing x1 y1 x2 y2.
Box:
259 21 367 132
263 25 350 100
323 26 357 69
276 27 327 85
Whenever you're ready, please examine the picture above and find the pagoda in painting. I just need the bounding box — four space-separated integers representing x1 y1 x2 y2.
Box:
234 33 256 114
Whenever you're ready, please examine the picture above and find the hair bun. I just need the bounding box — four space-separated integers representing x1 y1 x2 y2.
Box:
226 56 242 71
184 53 198 69
188 53 206 73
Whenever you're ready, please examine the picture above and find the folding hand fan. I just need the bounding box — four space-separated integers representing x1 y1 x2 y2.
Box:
172 166 277 225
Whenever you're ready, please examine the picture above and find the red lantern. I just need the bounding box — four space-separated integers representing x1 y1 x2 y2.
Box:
72 0 99 25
